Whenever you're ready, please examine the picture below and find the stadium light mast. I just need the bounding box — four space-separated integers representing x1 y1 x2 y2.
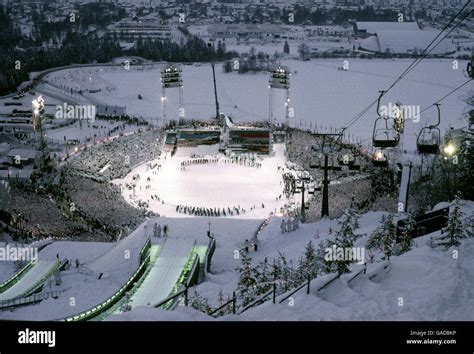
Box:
160 64 183 126
208 42 220 121
32 95 48 172
268 66 290 128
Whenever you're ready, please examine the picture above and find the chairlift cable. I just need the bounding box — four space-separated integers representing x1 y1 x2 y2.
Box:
341 1 472 131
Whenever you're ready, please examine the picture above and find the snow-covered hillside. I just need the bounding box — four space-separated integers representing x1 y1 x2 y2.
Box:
108 200 474 321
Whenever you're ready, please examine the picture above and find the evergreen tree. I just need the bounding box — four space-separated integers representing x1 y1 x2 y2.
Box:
342 207 360 229
333 217 356 275
283 40 290 54
189 289 212 314
434 195 466 248
457 104 473 200
367 214 396 260
254 257 273 295
397 213 415 254
381 214 396 260
223 60 232 73
297 43 309 60
236 250 257 306
215 289 232 316
316 239 334 274
297 240 317 280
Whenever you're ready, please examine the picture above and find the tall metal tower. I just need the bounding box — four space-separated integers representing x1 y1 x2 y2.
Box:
32 95 48 172
160 64 183 125
268 66 290 127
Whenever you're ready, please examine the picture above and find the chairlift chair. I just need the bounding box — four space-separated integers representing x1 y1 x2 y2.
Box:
372 117 400 148
417 104 441 155
372 90 400 148
417 128 440 154
348 157 361 171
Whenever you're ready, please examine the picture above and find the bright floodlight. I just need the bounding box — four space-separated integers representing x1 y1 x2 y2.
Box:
375 149 385 160
32 95 44 110
443 143 456 157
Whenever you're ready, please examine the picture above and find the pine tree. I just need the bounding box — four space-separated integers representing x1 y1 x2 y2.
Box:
215 289 232 316
298 240 317 280
334 217 356 275
367 214 397 260
236 250 257 306
435 195 466 248
343 207 360 229
298 43 309 60
189 289 212 314
397 213 415 254
381 214 397 260
254 257 273 295
316 239 334 274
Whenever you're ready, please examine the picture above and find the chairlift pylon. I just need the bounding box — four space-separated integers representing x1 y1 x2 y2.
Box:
417 103 441 155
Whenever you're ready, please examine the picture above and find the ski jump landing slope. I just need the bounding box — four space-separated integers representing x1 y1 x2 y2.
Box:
130 237 194 308
0 260 58 301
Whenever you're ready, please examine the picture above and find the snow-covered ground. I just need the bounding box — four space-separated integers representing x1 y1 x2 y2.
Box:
45 58 471 151
0 222 149 320
237 237 474 321
1 193 472 321
129 237 193 308
114 144 294 219
110 201 474 321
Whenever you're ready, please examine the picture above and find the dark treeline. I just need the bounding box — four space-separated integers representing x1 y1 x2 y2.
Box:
128 37 237 62
0 3 238 96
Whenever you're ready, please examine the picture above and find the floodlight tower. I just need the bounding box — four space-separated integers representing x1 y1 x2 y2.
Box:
160 64 183 125
268 66 290 128
32 95 47 172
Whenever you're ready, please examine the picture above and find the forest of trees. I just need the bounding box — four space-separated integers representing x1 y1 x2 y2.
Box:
0 4 238 95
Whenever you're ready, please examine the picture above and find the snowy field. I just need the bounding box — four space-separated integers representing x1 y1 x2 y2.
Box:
114 144 296 219
43 58 471 151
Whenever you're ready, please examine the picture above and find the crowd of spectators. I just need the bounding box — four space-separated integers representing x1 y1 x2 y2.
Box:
68 129 162 180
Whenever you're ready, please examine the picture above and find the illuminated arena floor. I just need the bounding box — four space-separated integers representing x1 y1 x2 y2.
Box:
114 144 293 219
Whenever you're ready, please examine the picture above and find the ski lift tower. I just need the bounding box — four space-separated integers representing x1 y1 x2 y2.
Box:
160 64 183 126
310 131 344 218
32 95 48 172
268 66 290 128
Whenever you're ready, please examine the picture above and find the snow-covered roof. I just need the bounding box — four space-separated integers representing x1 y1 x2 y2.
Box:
358 30 456 55
356 21 420 34
7 149 37 160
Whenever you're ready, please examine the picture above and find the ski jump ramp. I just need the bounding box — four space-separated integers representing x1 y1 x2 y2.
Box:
130 237 195 308
0 260 59 301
